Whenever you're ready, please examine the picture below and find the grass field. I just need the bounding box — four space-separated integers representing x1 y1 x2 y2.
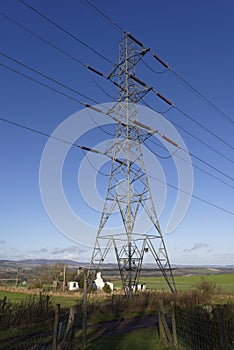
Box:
0 290 81 307
175 274 234 292
0 274 233 308
115 274 234 293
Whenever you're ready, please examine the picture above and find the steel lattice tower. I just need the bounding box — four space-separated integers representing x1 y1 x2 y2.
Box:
89 35 176 296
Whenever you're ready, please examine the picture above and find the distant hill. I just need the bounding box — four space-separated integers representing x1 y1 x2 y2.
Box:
16 259 83 266
0 259 233 269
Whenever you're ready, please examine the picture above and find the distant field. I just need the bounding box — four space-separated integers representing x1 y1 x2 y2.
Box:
0 274 233 308
114 274 234 293
0 290 81 307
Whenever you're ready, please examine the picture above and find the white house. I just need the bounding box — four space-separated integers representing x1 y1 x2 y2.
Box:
137 283 146 292
68 281 79 291
94 272 114 291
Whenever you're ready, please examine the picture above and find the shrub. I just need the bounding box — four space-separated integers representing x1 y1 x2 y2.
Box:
0 293 54 330
103 284 112 294
195 279 217 302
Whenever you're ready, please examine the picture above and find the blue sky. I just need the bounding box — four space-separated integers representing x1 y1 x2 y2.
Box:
0 0 233 265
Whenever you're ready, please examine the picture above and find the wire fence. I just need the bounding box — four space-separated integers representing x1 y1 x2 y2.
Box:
1 293 233 349
154 302 233 350
0 310 70 350
175 304 234 350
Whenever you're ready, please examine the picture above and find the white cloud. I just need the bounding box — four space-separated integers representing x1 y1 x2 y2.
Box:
184 242 212 254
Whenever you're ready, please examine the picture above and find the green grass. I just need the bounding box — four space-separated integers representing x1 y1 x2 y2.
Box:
0 290 31 302
136 274 234 293
0 274 233 308
86 328 172 350
0 290 81 308
50 295 81 307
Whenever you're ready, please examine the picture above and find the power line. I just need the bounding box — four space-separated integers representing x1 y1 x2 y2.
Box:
169 69 234 125
80 0 124 33
0 62 85 105
3 8 232 156
148 173 233 216
0 59 121 139
0 13 118 105
90 77 117 100
134 117 233 182
1 53 232 184
85 63 234 167
1 114 233 216
86 107 116 137
0 12 84 66
0 54 129 137
142 98 173 115
143 138 233 189
81 0 234 125
1 46 232 186
142 59 167 75
143 139 174 160
18 0 113 64
0 115 122 167
174 104 233 150
175 152 233 188
0 51 98 105
141 99 233 164
80 149 110 177
130 72 234 150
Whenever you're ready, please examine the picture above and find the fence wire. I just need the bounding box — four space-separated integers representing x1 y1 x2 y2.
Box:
0 311 69 350
175 304 234 350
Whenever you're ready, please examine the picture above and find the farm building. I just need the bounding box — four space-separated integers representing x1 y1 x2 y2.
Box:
68 281 79 291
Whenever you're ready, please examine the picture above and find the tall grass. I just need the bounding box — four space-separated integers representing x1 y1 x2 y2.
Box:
87 284 221 322
0 293 54 330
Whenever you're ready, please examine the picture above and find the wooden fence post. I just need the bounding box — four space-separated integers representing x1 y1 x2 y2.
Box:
52 304 60 350
0 296 7 324
82 269 87 348
158 300 173 346
158 303 166 343
59 304 78 349
217 306 228 350
171 301 178 348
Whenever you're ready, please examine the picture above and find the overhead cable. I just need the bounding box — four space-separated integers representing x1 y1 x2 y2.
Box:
18 0 113 64
1 115 233 216
1 53 232 184
0 12 84 66
141 99 233 164
4 6 232 152
81 0 234 124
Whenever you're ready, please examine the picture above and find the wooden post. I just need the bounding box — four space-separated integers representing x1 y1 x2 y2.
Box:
59 304 78 349
171 301 178 348
16 267 20 286
0 296 7 324
62 265 66 292
158 300 173 346
69 305 79 340
217 306 228 350
159 305 166 343
52 304 60 350
82 269 87 348
1 296 7 311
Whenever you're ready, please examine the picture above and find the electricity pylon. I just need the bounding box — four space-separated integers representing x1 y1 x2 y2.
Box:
89 35 176 296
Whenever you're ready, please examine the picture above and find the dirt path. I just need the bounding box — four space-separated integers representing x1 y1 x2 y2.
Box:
88 314 158 340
